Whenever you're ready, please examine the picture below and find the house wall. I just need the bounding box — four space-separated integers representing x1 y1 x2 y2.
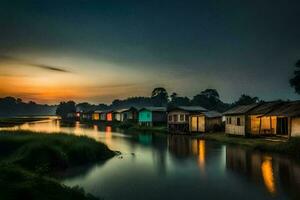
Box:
249 115 277 134
92 113 100 120
168 111 189 124
106 113 113 121
225 115 246 135
152 111 167 123
291 117 300 137
205 117 222 132
114 113 121 121
100 113 106 121
190 115 205 132
139 110 152 122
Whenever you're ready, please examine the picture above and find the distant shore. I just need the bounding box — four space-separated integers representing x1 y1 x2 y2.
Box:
0 117 51 127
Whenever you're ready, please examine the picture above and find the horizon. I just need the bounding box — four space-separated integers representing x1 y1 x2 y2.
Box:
1 0 300 104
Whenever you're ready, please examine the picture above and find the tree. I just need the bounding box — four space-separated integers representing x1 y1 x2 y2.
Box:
234 94 259 106
56 101 76 119
151 87 168 106
290 60 300 94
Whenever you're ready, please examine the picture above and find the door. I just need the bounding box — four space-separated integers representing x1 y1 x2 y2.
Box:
197 116 205 132
277 117 288 135
191 116 198 132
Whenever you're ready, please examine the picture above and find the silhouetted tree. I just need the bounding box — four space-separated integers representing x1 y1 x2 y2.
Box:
56 101 76 119
151 87 169 106
234 94 259 106
191 89 229 112
0 97 56 117
290 60 300 94
169 92 190 106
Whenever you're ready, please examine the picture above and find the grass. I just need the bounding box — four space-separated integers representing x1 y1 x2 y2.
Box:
0 130 116 200
200 132 300 160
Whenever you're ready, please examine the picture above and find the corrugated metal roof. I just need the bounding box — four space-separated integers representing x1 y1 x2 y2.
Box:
223 103 259 115
176 106 207 112
139 107 167 112
248 101 283 115
263 101 300 117
203 111 222 118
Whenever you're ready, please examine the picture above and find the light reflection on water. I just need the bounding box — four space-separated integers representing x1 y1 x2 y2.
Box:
1 118 300 200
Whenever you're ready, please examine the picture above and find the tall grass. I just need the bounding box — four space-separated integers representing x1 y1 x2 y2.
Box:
0 130 116 200
0 130 115 174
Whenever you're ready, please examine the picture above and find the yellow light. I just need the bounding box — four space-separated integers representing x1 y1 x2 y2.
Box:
261 157 276 194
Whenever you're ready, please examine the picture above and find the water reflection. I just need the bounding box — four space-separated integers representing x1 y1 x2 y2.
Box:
1 119 300 200
261 157 276 194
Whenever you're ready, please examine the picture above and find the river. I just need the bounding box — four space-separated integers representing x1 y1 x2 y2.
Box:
1 118 300 200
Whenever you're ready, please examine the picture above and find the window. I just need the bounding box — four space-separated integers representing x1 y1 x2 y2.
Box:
180 114 184 121
174 115 178 122
229 117 231 124
185 115 189 122
237 117 241 126
169 115 172 121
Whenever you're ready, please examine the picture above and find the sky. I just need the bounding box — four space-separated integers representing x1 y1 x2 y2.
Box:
0 0 299 104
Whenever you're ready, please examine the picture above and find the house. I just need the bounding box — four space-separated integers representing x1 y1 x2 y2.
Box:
261 101 300 137
100 111 106 121
106 111 113 122
138 107 167 126
111 108 138 122
120 107 138 122
189 111 222 133
167 106 207 133
92 111 102 121
223 101 284 136
81 111 93 121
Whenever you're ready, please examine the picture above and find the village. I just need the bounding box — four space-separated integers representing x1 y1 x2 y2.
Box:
69 100 300 138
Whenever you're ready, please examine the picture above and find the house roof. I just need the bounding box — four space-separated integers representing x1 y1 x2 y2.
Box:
168 106 207 112
203 111 222 118
139 107 167 112
263 101 300 117
247 101 283 115
223 104 259 115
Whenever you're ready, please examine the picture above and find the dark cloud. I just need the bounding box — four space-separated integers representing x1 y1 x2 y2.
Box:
0 55 70 73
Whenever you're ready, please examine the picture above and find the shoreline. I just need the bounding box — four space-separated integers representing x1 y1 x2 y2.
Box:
0 130 116 200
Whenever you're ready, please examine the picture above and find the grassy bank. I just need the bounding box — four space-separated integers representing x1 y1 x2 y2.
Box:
200 133 300 160
0 130 116 200
0 117 48 127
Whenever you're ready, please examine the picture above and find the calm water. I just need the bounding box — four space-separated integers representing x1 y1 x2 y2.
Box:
2 118 300 200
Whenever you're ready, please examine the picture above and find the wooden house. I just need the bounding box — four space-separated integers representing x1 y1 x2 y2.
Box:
92 110 102 121
138 107 167 126
120 107 138 122
106 111 113 122
223 103 261 136
112 109 122 121
167 106 207 133
223 101 285 136
100 111 106 121
81 111 93 121
189 111 222 133
261 101 300 137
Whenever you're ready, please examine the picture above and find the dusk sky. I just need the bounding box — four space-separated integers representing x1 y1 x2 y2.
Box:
0 0 299 104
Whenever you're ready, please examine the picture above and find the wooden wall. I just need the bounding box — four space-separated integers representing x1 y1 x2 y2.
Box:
225 115 246 135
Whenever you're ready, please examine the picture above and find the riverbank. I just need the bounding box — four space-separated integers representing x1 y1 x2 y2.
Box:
0 130 116 200
199 133 300 160
0 117 50 127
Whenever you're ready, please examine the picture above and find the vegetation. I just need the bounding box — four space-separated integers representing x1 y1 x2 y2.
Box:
56 101 76 119
0 96 56 117
290 59 300 94
233 94 260 106
0 130 115 200
201 133 300 160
